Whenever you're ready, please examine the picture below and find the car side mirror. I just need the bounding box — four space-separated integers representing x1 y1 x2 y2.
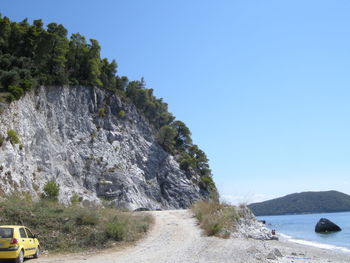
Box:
33 234 37 239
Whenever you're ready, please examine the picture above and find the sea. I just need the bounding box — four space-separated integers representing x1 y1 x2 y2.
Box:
257 211 350 253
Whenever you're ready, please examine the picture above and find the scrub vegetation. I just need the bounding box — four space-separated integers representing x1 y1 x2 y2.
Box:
0 194 153 253
0 14 216 195
6 129 20 144
42 179 59 201
192 201 243 238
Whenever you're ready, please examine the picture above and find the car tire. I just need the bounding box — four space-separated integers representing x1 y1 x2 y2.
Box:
34 246 40 258
15 250 24 263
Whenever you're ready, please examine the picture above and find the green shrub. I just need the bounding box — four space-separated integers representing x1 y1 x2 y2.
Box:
180 158 191 171
98 107 106 117
70 193 82 205
105 221 127 241
75 210 99 225
118 110 125 118
206 222 223 236
5 93 15 103
8 85 24 100
7 129 20 144
0 70 19 88
43 180 60 201
200 174 216 190
91 131 97 140
19 79 32 91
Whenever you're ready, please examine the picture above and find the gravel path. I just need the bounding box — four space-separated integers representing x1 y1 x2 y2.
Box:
34 210 350 263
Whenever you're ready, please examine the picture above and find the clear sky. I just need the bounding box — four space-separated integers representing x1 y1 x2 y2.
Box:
2 0 350 204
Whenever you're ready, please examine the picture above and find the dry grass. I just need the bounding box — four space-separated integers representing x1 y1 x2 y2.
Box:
192 201 243 238
0 195 154 253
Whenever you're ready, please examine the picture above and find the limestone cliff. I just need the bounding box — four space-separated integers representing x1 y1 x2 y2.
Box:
0 86 209 210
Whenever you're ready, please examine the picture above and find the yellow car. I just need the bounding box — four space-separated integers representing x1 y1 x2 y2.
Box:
0 225 40 263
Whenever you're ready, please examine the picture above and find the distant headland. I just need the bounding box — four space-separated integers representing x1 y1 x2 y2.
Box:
248 190 350 216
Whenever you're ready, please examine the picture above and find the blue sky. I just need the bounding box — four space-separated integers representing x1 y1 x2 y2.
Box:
2 0 350 204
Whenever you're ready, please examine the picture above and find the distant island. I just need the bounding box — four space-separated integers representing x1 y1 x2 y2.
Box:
248 190 350 216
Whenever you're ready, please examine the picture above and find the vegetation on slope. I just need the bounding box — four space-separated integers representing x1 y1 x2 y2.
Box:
0 194 153 253
248 190 350 216
192 201 244 238
0 15 216 194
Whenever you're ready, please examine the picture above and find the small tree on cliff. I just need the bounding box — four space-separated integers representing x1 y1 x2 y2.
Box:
43 180 60 201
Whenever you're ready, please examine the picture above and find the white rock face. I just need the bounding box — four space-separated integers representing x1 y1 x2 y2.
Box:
232 207 276 240
0 86 208 210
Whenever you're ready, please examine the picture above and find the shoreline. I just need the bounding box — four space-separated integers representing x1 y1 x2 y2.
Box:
279 233 350 254
237 212 350 262
252 212 350 261
231 236 350 262
274 237 350 262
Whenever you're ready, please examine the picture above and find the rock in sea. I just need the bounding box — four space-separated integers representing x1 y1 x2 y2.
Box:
315 218 341 233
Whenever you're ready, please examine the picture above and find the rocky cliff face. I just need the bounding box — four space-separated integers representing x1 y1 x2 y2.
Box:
0 86 208 210
231 207 276 240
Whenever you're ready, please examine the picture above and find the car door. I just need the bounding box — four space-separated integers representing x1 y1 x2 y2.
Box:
19 227 30 255
24 228 37 255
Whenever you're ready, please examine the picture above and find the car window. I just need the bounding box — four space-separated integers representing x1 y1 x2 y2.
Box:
25 228 34 238
0 228 13 238
19 228 27 238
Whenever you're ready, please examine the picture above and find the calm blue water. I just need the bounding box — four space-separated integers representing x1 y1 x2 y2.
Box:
257 212 350 252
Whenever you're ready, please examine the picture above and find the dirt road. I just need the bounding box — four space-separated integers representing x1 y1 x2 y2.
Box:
35 210 350 263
